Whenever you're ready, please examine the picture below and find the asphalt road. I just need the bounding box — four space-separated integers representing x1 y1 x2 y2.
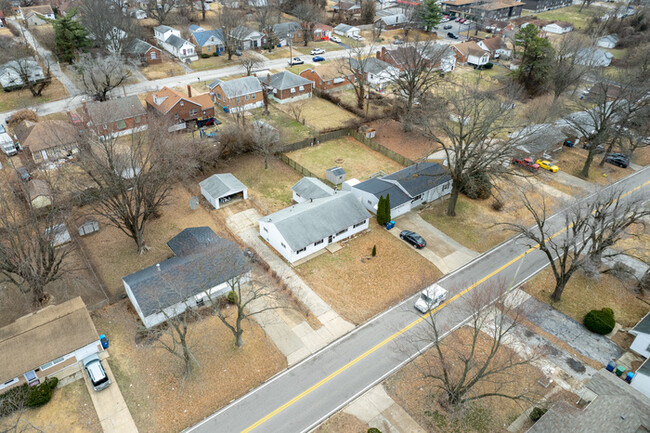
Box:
187 166 650 433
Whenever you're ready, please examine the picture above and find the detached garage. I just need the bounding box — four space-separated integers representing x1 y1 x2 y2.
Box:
200 173 248 209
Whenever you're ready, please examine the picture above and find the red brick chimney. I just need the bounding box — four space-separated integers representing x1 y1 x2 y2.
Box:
187 85 192 98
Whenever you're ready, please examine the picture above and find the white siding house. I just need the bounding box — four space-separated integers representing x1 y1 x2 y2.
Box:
334 23 360 38
542 21 573 34
350 57 399 90
259 192 370 264
631 360 650 399
291 177 334 203
630 313 650 359
154 25 198 61
200 173 248 209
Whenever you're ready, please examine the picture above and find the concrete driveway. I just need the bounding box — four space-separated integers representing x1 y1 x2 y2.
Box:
389 212 479 274
82 353 138 432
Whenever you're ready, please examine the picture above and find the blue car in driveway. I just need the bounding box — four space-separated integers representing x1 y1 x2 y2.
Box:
312 56 325 62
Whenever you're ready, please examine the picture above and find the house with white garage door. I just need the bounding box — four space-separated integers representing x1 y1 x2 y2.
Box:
259 192 370 264
334 23 360 38
200 173 248 209
0 297 103 392
348 162 452 218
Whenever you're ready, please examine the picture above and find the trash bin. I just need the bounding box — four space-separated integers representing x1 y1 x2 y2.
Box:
615 365 626 377
625 372 635 383
606 360 616 372
100 334 109 349
386 221 395 230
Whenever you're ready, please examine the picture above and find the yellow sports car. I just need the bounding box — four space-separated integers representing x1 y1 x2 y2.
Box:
536 159 559 173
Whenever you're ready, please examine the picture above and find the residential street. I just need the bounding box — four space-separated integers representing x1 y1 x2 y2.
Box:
186 167 650 433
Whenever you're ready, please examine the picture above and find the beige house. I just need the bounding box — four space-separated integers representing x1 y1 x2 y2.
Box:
14 120 79 164
0 297 103 392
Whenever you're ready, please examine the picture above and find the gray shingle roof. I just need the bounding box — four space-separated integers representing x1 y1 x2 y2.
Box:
85 95 146 125
327 167 345 176
192 29 224 47
350 57 394 75
376 13 408 26
272 22 301 39
122 227 249 317
259 192 370 251
199 174 247 200
355 177 411 207
165 34 191 49
126 38 157 55
268 71 313 90
154 25 174 34
291 177 334 200
334 23 358 33
631 312 650 335
510 123 568 155
209 76 262 98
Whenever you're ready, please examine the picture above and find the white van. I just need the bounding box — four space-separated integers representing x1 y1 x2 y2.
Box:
414 284 448 313
0 125 17 156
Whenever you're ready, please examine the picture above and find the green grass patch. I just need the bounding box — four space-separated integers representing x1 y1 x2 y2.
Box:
534 5 606 29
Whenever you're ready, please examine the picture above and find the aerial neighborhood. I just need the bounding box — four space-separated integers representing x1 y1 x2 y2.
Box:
0 0 649 432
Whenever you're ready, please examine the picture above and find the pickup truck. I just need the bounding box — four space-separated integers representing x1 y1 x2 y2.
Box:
512 157 540 171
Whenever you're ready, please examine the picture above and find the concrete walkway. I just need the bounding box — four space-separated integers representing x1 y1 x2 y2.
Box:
343 384 426 433
389 212 479 274
227 208 355 365
82 352 138 433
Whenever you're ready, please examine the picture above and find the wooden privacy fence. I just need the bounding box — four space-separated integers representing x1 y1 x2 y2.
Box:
278 154 335 188
349 130 415 167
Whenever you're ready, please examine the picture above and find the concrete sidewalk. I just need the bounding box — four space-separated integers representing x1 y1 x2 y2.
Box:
82 352 138 433
227 208 355 365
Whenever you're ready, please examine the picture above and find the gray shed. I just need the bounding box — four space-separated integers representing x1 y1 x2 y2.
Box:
326 167 346 185
200 173 248 209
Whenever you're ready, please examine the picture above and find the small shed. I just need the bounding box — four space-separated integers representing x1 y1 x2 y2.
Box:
200 173 248 209
46 223 71 247
27 179 52 209
359 125 376 139
76 217 100 236
326 167 346 185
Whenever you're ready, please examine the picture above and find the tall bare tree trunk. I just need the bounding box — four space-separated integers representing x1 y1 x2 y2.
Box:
446 183 461 217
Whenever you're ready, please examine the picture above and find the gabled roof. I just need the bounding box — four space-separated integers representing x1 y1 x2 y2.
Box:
0 297 99 384
453 41 488 57
599 34 619 44
291 177 334 200
14 120 78 152
27 179 51 199
126 38 158 55
272 21 301 39
154 25 175 34
145 86 202 114
232 26 261 40
375 13 408 26
199 174 247 200
268 71 313 90
166 34 193 49
21 5 54 18
209 76 262 98
350 57 395 75
544 20 573 28
479 36 506 51
85 95 146 125
334 23 359 32
189 24 205 32
122 227 250 317
300 63 352 81
259 192 370 251
631 312 650 335
192 29 224 47
354 177 411 207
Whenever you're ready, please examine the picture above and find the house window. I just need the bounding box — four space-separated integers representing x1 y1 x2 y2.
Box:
117 120 127 130
411 194 422 202
290 88 296 93
217 93 221 100
103 124 108 130
297 247 306 254
314 239 324 246
150 51 157 59
134 116 141 124
245 94 249 100
299 85 304 91
40 356 65 371
280 242 286 249
174 113 179 120
180 101 184 106
353 221 365 228
252 93 256 99
189 108 197 116
236 97 240 103
442 182 450 191
0 378 19 390
263 227 268 232
336 228 348 236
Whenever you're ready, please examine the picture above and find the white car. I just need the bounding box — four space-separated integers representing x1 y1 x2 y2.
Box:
310 48 325 55
414 284 448 314
289 57 304 65
83 354 111 392
350 34 363 41
330 36 341 43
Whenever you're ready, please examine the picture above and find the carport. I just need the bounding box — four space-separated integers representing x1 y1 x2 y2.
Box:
200 173 248 209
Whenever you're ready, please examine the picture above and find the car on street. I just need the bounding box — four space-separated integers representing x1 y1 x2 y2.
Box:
351 34 363 41
455 17 462 22
458 18 466 23
83 354 111 392
289 57 304 65
330 36 341 43
312 55 325 62
414 283 448 313
400 230 426 249
16 167 31 182
604 153 630 168
393 39 404 44
536 159 559 173
447 32 459 39
512 157 540 171
310 48 325 55
443 24 452 29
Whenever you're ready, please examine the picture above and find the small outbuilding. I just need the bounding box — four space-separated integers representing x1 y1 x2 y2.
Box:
326 167 346 185
292 177 334 203
27 179 52 209
200 173 248 209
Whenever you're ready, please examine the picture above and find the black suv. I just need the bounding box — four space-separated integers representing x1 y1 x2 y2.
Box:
400 230 426 249
447 32 459 39
604 153 630 168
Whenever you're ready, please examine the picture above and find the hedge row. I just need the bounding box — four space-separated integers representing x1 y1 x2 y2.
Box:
0 377 59 417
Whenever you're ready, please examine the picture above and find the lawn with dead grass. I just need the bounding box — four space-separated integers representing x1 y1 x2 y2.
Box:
286 136 404 181
0 78 68 111
556 148 628 185
92 300 286 433
250 105 315 144
189 52 255 71
531 5 607 30
367 119 438 161
523 267 650 329
314 412 368 433
296 227 442 324
277 97 358 131
384 327 551 433
141 59 186 80
1 379 101 432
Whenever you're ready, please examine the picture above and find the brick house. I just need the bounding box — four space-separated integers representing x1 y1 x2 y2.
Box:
145 86 215 124
299 63 353 93
14 119 79 164
313 23 333 41
209 76 264 113
451 41 490 66
265 71 314 103
376 45 456 73
125 38 163 65
83 95 147 138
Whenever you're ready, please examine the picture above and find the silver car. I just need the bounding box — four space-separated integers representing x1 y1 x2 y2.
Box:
83 354 111 391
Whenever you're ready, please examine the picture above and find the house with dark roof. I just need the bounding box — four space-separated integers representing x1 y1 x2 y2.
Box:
520 0 571 12
527 369 650 432
271 22 302 46
200 173 248 209
146 86 215 124
374 14 409 30
510 123 568 157
348 162 452 218
190 27 225 55
259 192 370 263
0 297 103 392
334 23 361 38
125 38 162 65
292 177 334 203
265 71 314 103
209 76 264 113
441 0 523 20
14 119 79 164
83 95 147 138
349 57 399 90
154 25 198 61
122 227 251 328
331 2 361 15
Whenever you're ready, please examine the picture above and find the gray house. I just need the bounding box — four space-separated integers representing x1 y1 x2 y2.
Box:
122 227 250 328
200 173 248 209
272 22 301 46
0 58 45 91
348 162 452 218
576 48 614 67
292 177 334 203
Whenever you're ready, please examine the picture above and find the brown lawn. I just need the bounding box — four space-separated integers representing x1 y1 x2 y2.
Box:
556 147 628 185
141 58 186 80
92 300 286 433
0 78 68 111
286 136 404 181
314 412 368 433
367 119 439 161
296 227 442 324
276 97 358 131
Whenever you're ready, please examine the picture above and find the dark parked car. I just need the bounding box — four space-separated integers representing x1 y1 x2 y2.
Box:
443 24 452 29
16 167 31 182
400 230 426 249
447 32 459 39
605 153 630 168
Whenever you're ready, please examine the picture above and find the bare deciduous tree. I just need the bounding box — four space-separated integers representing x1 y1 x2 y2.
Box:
0 184 69 306
240 56 263 76
79 0 137 54
0 36 52 97
338 42 376 110
147 0 176 25
286 101 306 124
549 34 590 102
74 53 131 102
152 302 200 376
292 3 320 47
218 8 248 60
251 120 281 169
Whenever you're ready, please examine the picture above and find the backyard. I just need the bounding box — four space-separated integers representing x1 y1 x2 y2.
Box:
367 119 437 161
528 5 608 30
285 136 404 181
556 147 628 185
250 105 315 144
276 97 359 131
296 227 442 324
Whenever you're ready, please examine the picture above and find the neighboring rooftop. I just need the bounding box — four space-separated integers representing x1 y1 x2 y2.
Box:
199 174 247 201
209 76 262 98
267 71 313 90
85 95 146 125
291 177 334 200
14 120 78 152
631 312 650 335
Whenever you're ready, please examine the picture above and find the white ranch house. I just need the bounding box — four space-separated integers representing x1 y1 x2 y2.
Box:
154 25 198 61
291 177 334 203
334 23 360 38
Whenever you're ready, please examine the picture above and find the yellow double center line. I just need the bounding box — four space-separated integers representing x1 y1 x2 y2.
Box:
242 178 649 433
